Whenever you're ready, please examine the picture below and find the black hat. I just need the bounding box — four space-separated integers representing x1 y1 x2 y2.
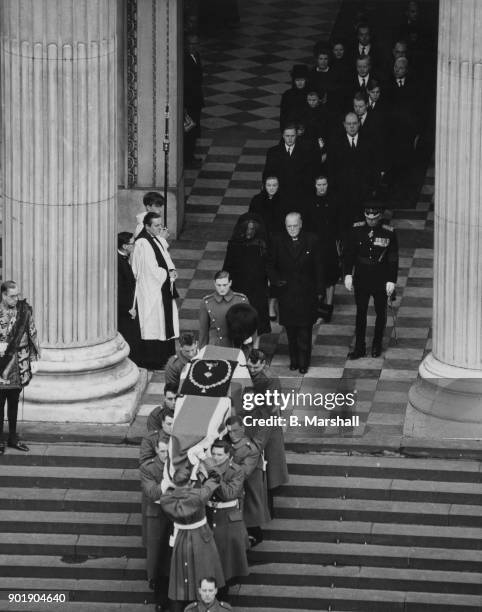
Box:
291 64 309 79
363 200 383 214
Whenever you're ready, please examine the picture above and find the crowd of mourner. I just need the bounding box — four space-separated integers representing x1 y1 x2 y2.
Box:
116 3 435 611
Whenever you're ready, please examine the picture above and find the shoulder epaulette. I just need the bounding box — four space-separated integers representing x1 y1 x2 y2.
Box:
233 292 247 299
184 603 198 611
202 293 214 302
219 602 232 609
382 224 394 232
353 221 365 227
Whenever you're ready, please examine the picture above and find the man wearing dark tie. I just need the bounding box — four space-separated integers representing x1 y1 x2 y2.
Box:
263 124 316 215
327 112 377 233
267 213 323 374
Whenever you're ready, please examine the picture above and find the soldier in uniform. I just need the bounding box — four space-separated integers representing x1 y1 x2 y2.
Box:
198 271 248 348
204 439 249 601
139 409 174 466
226 416 270 547
343 203 399 359
184 577 232 612
139 439 172 612
147 386 177 431
245 349 289 514
164 331 199 389
159 473 225 612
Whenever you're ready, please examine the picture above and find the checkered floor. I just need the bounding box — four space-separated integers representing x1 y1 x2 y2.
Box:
137 0 435 440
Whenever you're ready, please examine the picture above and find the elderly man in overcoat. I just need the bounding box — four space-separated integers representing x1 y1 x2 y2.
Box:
267 212 323 374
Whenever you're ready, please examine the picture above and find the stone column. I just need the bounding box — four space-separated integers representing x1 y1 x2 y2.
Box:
0 0 141 422
117 0 184 237
405 0 482 438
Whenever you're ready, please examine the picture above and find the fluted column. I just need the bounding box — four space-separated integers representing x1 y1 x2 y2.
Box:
405 0 482 438
117 0 184 237
0 0 141 422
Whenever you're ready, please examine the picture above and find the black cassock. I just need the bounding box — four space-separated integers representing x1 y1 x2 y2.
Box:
117 253 142 366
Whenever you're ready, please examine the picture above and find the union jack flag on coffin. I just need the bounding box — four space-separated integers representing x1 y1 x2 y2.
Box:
164 345 251 487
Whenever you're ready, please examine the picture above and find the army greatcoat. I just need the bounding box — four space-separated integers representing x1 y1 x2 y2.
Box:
139 456 172 580
206 458 249 582
230 436 270 528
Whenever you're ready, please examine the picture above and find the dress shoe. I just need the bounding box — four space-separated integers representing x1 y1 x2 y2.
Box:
269 315 277 321
347 348 366 360
299 367 308 374
289 363 299 371
0 443 5 455
7 440 29 452
371 344 382 358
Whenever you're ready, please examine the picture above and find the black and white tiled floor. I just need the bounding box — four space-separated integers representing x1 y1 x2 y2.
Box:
138 0 435 441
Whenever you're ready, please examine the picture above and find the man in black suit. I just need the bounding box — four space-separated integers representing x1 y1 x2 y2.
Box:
385 57 420 197
353 91 386 180
117 232 142 366
267 212 323 374
184 33 204 168
328 112 378 234
349 23 381 70
263 124 316 214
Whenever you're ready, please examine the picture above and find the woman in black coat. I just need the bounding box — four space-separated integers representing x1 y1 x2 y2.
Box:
279 64 310 129
248 175 286 238
305 175 341 322
223 214 271 335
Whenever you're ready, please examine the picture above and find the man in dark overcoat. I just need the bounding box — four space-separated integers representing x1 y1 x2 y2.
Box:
262 124 317 210
184 33 204 167
328 112 378 234
266 213 323 374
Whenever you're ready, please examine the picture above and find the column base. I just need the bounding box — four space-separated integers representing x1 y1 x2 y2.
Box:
21 334 145 423
404 353 482 439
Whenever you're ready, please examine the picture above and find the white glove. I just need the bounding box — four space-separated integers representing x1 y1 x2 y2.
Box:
386 282 395 296
344 275 353 291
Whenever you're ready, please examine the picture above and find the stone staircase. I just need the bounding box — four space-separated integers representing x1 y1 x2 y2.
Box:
0 445 481 611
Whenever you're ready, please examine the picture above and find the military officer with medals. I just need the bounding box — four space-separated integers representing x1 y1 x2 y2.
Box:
204 439 249 602
198 271 248 348
343 202 399 359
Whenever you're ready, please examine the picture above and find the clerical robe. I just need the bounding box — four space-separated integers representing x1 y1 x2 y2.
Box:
132 231 179 341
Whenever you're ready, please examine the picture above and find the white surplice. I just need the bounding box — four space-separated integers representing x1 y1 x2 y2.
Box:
131 237 179 341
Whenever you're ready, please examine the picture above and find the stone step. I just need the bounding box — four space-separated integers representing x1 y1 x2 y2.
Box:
265 519 482 550
248 540 482 573
1 532 480 573
286 453 482 482
3 447 480 483
1 510 480 552
0 465 139 490
245 563 482 595
278 475 482 505
2 555 481 596
275 497 482 527
234 584 482 611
